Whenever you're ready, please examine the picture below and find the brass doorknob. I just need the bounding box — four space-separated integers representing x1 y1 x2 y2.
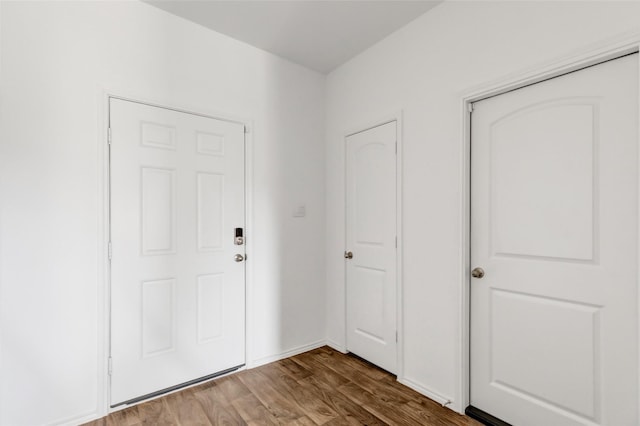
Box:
344 251 353 259
234 254 245 262
471 267 484 278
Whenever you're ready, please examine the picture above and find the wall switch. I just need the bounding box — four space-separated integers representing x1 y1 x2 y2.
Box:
293 204 306 217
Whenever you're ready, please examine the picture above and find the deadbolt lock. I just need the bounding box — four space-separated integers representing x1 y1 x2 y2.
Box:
234 228 244 245
344 251 353 260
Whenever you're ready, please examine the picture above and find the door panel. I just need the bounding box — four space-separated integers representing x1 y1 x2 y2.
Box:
346 121 397 374
491 100 595 261
110 99 246 406
470 54 639 426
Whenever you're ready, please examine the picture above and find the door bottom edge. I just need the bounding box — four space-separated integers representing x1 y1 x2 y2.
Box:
465 405 512 426
111 364 244 408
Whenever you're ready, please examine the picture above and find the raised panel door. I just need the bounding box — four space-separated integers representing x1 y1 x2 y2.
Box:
110 99 245 406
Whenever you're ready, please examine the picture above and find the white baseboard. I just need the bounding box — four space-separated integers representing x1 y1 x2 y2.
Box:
248 340 327 369
51 409 101 426
326 339 347 354
397 377 459 412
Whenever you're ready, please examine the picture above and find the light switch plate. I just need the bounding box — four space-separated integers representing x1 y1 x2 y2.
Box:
293 204 306 217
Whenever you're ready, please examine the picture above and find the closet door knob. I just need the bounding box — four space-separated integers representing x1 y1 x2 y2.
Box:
471 267 484 278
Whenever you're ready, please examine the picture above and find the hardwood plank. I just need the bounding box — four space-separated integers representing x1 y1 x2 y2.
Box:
237 369 305 423
277 357 313 381
84 411 141 426
336 381 421 425
290 352 350 389
231 392 280 425
291 416 317 425
259 362 339 424
164 389 212 426
323 415 378 426
106 407 142 426
404 400 478 426
313 353 396 396
136 398 177 426
191 378 248 425
297 376 387 426
316 348 388 381
196 375 253 403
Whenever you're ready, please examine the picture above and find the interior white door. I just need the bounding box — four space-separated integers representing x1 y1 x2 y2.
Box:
109 99 246 406
470 54 639 426
345 120 397 374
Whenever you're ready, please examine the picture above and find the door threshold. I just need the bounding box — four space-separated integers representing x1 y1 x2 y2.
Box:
465 406 512 426
111 364 244 408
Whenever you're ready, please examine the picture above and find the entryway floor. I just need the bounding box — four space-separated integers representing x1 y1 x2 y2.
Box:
85 346 481 425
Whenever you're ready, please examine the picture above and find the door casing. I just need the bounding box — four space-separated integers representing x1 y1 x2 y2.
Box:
99 92 254 415
458 32 640 414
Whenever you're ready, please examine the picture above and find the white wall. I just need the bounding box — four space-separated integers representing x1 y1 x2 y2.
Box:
325 0 640 412
0 2 326 425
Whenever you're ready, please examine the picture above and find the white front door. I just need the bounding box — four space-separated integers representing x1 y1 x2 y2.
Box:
109 99 246 406
345 120 397 374
470 54 639 425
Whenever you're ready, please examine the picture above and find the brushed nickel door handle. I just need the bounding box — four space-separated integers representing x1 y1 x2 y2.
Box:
344 251 353 259
234 254 245 262
471 267 484 278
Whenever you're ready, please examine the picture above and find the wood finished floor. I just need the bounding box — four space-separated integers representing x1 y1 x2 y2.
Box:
85 346 481 425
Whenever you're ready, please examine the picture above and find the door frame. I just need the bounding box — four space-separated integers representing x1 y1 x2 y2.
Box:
457 32 640 414
343 110 404 378
98 91 253 415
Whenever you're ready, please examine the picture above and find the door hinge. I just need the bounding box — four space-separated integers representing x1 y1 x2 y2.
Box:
108 241 112 261
395 141 398 154
244 126 250 134
395 236 397 248
396 331 398 343
467 103 474 113
108 357 113 376
107 127 112 145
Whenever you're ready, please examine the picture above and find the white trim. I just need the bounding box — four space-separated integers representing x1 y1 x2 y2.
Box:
102 91 253 415
458 30 640 415
244 119 256 377
462 30 640 103
342 110 404 377
108 94 247 127
456 98 471 415
101 82 251 129
326 339 348 354
248 340 327 369
49 409 102 426
0 1 4 422
636 51 640 425
395 111 405 381
97 87 111 421
398 377 453 408
344 111 402 140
